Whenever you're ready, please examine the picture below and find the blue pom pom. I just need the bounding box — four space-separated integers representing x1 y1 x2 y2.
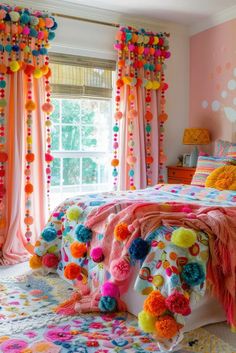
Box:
0 81 6 88
20 13 30 24
41 227 57 242
75 224 92 243
51 21 58 31
39 47 48 55
32 50 40 57
129 238 150 260
30 28 38 38
129 169 134 177
12 45 20 52
5 45 12 53
181 262 205 287
48 31 55 41
99 296 117 312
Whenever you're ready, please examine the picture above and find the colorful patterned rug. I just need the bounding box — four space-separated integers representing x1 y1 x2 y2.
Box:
0 273 235 353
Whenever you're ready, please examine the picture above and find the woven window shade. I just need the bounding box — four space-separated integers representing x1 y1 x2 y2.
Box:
50 53 115 99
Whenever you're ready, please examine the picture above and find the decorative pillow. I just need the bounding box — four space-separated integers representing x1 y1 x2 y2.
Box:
191 156 231 187
205 165 236 190
214 139 236 157
226 145 236 159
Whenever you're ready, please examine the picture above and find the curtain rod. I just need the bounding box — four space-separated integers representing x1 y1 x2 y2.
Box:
52 12 120 28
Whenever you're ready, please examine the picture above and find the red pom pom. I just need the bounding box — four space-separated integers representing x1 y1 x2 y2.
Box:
64 263 81 280
45 153 54 163
0 152 8 162
42 253 59 268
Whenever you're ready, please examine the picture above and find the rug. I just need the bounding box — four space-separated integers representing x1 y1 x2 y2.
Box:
0 272 73 334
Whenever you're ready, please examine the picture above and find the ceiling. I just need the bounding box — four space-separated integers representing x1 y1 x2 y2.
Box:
59 0 236 25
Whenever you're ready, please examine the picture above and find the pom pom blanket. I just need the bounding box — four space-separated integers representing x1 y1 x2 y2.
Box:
32 184 236 352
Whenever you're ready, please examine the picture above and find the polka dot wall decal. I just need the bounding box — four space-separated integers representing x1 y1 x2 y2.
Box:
227 79 236 90
212 100 220 111
201 100 208 109
221 90 228 98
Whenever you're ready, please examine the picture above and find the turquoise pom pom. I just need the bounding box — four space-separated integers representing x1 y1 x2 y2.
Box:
20 13 30 24
112 169 118 177
75 224 92 243
129 238 150 260
48 31 55 41
99 296 117 312
144 63 150 70
113 126 119 132
0 81 6 88
149 64 155 71
146 125 151 133
129 169 134 177
5 45 12 53
32 50 40 56
30 28 38 38
181 262 205 286
39 47 48 55
41 227 57 242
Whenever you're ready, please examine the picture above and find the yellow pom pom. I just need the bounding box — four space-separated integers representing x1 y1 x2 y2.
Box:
138 310 157 333
10 61 20 72
152 81 160 90
29 254 42 269
66 205 83 221
145 81 153 90
45 120 52 127
27 136 32 144
171 227 197 248
123 76 132 85
33 68 43 79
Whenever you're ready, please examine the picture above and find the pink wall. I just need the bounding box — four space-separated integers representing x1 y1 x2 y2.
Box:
190 19 236 146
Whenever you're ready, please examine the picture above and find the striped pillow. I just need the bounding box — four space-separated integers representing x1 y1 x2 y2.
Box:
214 139 236 157
191 156 231 187
226 145 236 159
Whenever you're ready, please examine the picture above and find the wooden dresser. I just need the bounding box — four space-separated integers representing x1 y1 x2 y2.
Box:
166 166 196 185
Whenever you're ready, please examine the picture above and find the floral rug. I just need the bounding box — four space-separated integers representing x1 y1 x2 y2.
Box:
0 273 235 353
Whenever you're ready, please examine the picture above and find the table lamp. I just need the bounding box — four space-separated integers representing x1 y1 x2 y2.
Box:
182 128 210 167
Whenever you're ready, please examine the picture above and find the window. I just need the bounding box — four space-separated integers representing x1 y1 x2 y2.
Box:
49 54 115 209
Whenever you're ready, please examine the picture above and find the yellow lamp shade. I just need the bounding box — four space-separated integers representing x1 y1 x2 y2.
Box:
183 128 210 145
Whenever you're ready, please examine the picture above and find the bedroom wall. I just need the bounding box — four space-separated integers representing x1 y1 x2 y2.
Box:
190 19 236 147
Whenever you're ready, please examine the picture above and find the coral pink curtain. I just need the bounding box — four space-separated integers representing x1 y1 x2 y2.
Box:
119 85 160 190
0 74 46 265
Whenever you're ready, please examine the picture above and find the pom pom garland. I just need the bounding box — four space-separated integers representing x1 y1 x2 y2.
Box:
129 238 150 260
143 290 167 316
75 224 92 243
171 227 197 248
138 310 157 333
181 262 205 287
98 296 117 312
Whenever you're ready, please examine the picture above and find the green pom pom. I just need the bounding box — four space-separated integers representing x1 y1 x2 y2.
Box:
171 227 197 248
66 205 83 221
138 310 157 333
0 99 7 108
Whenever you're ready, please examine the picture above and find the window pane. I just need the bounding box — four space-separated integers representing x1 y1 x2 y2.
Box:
51 98 60 123
82 157 98 184
63 158 80 185
81 100 96 124
51 158 61 186
62 99 80 124
81 125 97 151
62 126 80 151
51 125 60 151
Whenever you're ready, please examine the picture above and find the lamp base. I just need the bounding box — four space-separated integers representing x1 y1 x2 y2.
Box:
189 146 198 167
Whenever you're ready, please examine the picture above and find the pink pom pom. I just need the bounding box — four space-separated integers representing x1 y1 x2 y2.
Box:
101 282 120 298
110 257 131 281
42 253 59 268
37 31 44 40
113 142 119 149
22 26 30 35
0 10 6 20
127 155 137 165
114 111 123 120
45 153 54 163
45 17 54 28
42 102 54 113
90 247 104 263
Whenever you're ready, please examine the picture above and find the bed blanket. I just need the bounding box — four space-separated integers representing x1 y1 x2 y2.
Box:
31 184 236 352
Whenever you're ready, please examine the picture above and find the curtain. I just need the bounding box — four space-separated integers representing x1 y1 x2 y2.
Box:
112 27 170 190
0 4 58 264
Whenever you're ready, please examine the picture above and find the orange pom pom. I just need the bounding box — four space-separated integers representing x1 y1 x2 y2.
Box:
111 158 119 167
155 315 180 339
0 64 7 74
144 290 167 316
159 113 168 123
64 263 81 280
25 183 34 194
25 100 36 111
114 222 130 241
145 111 153 122
146 156 154 164
24 216 34 225
29 255 42 269
24 64 35 76
26 153 35 163
116 78 124 88
70 242 87 258
45 67 51 79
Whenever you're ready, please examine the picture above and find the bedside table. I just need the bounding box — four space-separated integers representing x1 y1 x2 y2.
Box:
166 166 196 185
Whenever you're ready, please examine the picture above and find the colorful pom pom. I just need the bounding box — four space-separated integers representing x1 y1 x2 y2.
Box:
75 224 92 243
165 291 191 316
64 263 81 280
155 315 180 339
90 247 104 263
114 222 130 241
45 153 54 163
129 238 150 260
98 296 117 312
111 158 119 167
66 205 83 221
25 100 36 111
171 227 197 248
29 254 42 269
101 282 120 298
41 226 57 242
0 152 8 162
181 262 205 287
42 102 54 113
144 290 167 316
70 242 87 258
138 310 156 333
42 253 59 268
9 60 20 72
110 257 131 281
25 183 33 194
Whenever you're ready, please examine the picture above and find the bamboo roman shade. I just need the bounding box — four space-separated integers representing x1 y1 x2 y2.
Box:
50 53 115 99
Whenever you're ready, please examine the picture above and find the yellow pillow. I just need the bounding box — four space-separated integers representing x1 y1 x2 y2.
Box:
205 165 236 190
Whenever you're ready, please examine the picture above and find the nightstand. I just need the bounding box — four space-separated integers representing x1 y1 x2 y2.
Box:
166 166 196 185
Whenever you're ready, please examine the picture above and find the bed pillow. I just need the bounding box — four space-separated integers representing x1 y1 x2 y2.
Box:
205 165 236 190
191 156 231 187
214 139 236 157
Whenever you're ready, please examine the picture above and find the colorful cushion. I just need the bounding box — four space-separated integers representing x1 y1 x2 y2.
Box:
226 145 236 159
205 165 236 190
191 156 231 187
214 139 236 157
